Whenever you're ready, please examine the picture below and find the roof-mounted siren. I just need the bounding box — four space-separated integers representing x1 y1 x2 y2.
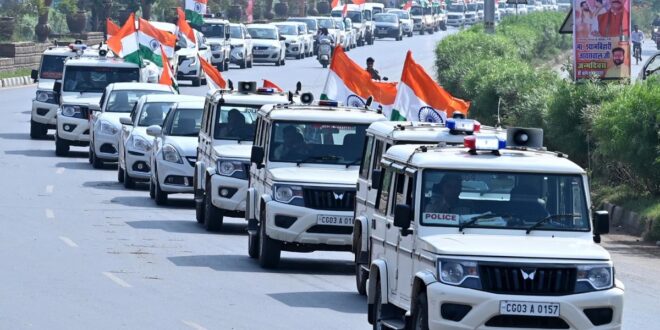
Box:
452 111 465 119
464 135 506 155
446 117 481 135
300 92 314 105
238 81 257 94
69 41 88 56
295 81 302 95
506 127 544 150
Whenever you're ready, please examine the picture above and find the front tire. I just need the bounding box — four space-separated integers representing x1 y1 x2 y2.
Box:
203 180 224 231
258 206 280 268
154 175 168 205
355 234 368 295
410 292 430 330
123 165 136 189
118 166 125 183
30 120 47 139
371 275 384 329
149 178 155 199
55 134 69 156
90 146 104 169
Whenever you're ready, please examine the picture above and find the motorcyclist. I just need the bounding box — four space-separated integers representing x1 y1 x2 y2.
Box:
317 27 335 46
631 25 644 64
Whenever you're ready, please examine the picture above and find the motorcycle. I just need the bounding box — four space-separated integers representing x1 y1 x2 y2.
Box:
317 37 332 68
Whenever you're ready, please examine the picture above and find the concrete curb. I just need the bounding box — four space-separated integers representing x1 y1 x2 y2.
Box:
0 76 33 88
605 202 655 239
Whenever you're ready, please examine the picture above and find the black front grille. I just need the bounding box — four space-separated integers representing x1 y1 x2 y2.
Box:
479 265 577 296
485 315 569 329
80 107 91 119
306 225 353 235
302 188 355 211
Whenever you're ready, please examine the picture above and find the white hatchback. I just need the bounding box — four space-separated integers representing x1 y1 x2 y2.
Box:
148 99 206 205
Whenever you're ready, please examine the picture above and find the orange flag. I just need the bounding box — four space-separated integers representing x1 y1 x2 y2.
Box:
106 18 120 39
177 7 197 45
199 55 227 89
331 0 340 8
262 79 283 92
159 45 178 91
352 0 366 5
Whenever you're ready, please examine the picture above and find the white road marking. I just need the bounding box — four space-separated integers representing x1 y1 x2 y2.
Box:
55 167 65 174
45 185 54 194
102 272 132 288
45 209 54 219
181 320 208 330
58 236 79 248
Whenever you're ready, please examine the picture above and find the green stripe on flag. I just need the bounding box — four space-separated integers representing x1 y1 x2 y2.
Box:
185 9 204 26
123 51 143 67
390 109 406 121
138 44 163 67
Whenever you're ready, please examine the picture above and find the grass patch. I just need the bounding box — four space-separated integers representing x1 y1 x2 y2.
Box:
592 183 660 240
0 68 32 79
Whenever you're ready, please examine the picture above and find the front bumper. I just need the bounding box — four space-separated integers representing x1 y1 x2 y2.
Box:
93 130 120 161
57 116 90 143
284 43 303 56
210 174 248 212
155 156 195 194
211 49 228 64
125 148 151 180
375 28 400 38
31 100 58 126
402 25 413 33
177 58 201 80
264 200 353 247
252 48 281 63
465 16 478 24
230 47 246 64
426 282 624 330
447 18 465 26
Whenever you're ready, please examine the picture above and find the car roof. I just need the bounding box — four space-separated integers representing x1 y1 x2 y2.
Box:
64 56 139 68
173 100 205 109
273 21 300 26
108 82 174 92
367 121 503 144
260 105 387 124
384 144 585 174
141 94 204 103
247 24 276 29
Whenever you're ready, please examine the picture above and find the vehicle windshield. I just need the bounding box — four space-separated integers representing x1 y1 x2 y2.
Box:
63 66 140 93
363 10 372 20
297 24 307 34
213 104 259 141
229 25 243 38
317 18 334 29
334 20 345 29
411 6 423 15
447 5 465 12
288 18 317 32
375 14 397 23
419 170 590 232
106 90 170 113
201 23 226 38
275 24 297 35
40 55 67 79
138 102 175 127
372 7 383 15
269 121 368 165
247 28 277 40
393 11 410 20
347 11 362 23
165 108 203 137
467 3 478 11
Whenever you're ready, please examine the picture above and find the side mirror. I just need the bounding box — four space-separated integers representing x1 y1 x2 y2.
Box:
53 81 62 93
119 117 132 126
371 169 382 190
250 146 265 168
594 210 610 235
31 69 38 81
394 204 413 236
175 45 182 51
279 36 286 41
146 125 162 137
199 45 208 51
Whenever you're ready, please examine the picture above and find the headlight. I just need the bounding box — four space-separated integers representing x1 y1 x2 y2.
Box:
99 120 118 135
131 135 151 153
36 91 57 104
61 105 81 117
272 184 304 205
438 259 480 288
576 264 614 291
162 144 182 163
216 159 247 179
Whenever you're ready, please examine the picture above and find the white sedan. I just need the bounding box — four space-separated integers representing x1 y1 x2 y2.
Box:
148 99 205 205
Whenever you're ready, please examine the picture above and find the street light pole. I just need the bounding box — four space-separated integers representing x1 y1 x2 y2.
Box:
485 0 495 34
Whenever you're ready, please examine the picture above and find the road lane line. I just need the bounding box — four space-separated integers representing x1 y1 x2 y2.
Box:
45 209 54 219
181 320 208 330
55 167 65 174
58 236 79 248
102 272 132 288
45 185 54 194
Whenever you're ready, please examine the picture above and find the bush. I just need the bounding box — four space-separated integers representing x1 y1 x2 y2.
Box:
592 80 660 193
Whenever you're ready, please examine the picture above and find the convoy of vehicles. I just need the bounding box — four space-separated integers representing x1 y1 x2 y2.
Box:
201 18 232 72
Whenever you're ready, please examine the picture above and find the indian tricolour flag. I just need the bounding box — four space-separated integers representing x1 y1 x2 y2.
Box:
185 0 207 26
390 51 470 123
177 7 197 46
138 18 177 67
107 13 140 65
321 46 397 113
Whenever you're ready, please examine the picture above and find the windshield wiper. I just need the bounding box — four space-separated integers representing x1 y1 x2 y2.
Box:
296 155 341 166
458 212 502 232
526 214 578 234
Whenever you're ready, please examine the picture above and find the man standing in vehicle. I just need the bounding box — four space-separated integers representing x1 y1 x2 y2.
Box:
365 57 381 80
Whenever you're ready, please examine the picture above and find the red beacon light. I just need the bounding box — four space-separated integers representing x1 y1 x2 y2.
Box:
446 118 481 135
464 135 506 154
256 87 276 94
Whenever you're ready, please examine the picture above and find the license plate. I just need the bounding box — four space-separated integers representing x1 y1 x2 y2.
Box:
253 50 267 55
317 215 354 226
500 301 560 317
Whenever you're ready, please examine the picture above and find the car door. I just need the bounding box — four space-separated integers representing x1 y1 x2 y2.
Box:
198 100 213 171
395 173 416 306
372 167 400 302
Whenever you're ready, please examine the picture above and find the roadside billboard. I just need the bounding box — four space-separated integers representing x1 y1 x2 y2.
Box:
573 0 630 80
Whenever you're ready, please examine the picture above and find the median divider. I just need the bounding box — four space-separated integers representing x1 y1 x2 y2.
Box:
0 75 33 88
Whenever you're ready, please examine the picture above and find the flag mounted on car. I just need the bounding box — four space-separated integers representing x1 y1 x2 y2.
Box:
159 45 178 92
177 7 197 46
199 55 227 90
106 18 120 40
137 18 177 67
107 13 141 66
391 51 470 123
185 0 207 26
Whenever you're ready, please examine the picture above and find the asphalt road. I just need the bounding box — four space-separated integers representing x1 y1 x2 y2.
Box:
0 29 658 329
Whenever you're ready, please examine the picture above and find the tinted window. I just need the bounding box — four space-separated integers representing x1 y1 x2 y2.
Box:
359 135 374 179
165 108 203 136
247 28 277 40
411 7 423 15
275 25 297 35
377 169 394 215
63 66 139 93
40 55 68 79
138 102 175 126
213 104 259 141
106 90 171 113
201 23 226 38
375 14 397 23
